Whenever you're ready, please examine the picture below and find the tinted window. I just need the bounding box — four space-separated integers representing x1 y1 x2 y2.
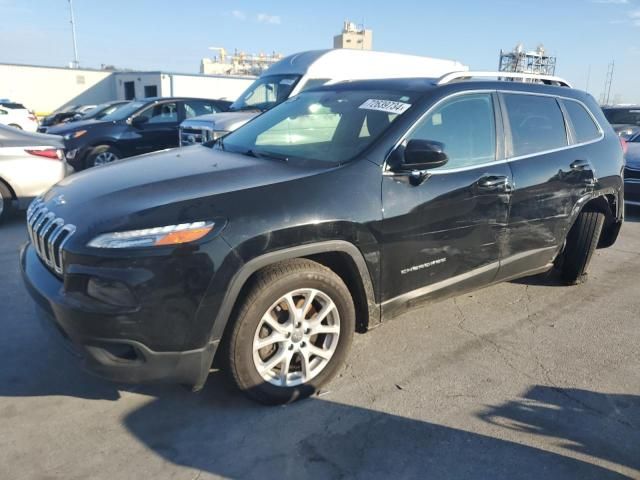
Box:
563 100 601 144
603 108 640 126
138 102 177 124
408 93 496 169
184 100 220 118
504 94 567 157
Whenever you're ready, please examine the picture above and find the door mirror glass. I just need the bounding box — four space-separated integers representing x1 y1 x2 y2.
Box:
130 115 149 127
394 139 449 171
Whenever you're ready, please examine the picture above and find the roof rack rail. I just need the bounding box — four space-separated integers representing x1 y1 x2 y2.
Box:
436 71 572 88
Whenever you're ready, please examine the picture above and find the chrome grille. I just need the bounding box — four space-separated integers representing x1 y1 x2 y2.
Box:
26 198 76 275
179 127 227 146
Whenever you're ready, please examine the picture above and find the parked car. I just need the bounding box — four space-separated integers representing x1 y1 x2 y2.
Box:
0 101 39 132
61 100 130 125
38 104 96 132
21 72 624 404
47 97 231 170
0 124 68 223
613 124 640 140
179 49 468 146
603 106 640 128
624 131 640 206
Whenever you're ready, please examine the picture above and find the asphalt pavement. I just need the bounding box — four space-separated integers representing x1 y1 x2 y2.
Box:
1 209 639 479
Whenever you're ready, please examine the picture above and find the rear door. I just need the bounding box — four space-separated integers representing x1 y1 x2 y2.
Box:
380 92 513 314
497 92 585 279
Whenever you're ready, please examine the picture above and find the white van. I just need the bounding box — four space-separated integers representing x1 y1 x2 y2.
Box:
179 49 468 145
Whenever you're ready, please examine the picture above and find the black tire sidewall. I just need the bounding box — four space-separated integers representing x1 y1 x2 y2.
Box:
0 182 13 223
231 270 355 404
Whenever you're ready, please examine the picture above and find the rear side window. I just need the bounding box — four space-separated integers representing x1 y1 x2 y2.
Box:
504 94 567 157
563 100 601 144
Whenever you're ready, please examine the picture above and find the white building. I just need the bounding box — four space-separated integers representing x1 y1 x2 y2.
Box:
0 63 255 115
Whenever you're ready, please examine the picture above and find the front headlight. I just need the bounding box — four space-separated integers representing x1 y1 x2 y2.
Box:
88 221 214 249
63 130 87 141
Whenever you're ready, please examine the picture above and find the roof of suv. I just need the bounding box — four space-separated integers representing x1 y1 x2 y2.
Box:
309 77 590 101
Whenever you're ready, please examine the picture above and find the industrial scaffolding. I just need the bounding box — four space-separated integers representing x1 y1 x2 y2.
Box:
499 44 557 76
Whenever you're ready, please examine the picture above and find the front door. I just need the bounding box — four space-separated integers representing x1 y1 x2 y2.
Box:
380 92 512 316
128 101 180 155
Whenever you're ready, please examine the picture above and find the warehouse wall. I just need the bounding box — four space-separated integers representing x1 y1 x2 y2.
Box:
0 64 115 115
168 74 253 101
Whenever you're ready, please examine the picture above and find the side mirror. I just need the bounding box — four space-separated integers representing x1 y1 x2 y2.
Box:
400 139 449 171
130 115 148 127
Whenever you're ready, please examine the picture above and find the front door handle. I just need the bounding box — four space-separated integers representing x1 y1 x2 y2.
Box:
476 175 512 193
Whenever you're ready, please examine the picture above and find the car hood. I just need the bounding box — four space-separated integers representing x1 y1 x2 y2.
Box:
41 145 328 240
180 111 258 132
626 143 640 169
46 119 109 135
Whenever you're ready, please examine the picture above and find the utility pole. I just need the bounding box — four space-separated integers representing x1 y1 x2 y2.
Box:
585 64 591 93
601 61 615 106
68 0 79 68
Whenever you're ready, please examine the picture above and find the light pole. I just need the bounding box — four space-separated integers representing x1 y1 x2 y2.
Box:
68 0 79 68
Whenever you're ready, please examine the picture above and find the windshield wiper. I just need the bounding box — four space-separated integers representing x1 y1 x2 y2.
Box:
242 149 288 162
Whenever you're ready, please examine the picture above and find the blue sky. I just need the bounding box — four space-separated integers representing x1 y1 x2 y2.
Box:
1 0 638 103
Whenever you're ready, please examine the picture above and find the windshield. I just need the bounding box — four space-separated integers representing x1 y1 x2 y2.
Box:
220 89 416 164
230 74 301 112
101 101 146 121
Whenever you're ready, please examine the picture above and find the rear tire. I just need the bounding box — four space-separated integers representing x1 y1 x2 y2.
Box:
0 182 13 224
559 209 605 285
85 145 120 168
224 259 355 405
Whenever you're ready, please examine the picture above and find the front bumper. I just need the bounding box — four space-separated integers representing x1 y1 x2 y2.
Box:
20 244 219 389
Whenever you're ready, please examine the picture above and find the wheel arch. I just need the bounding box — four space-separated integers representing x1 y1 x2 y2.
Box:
210 241 380 346
0 176 17 200
572 193 621 249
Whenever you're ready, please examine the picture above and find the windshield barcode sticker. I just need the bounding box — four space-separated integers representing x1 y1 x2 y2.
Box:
359 99 411 114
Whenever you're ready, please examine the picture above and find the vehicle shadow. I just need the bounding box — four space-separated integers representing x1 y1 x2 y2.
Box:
478 385 640 474
117 375 637 479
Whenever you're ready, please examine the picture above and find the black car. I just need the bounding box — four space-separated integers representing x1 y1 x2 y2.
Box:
47 97 231 170
61 100 130 125
624 131 640 206
38 104 89 132
603 106 640 130
21 74 624 405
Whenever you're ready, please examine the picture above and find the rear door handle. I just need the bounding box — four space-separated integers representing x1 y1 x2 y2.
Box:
570 159 591 170
477 175 512 193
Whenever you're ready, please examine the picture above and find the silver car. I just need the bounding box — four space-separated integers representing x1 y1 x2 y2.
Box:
0 125 70 223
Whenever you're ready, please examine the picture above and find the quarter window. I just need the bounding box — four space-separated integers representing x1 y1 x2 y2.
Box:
563 100 601 144
504 94 567 157
408 93 496 169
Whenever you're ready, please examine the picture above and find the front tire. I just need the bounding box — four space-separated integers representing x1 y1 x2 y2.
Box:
0 182 13 223
85 145 120 168
225 259 355 405
559 209 605 285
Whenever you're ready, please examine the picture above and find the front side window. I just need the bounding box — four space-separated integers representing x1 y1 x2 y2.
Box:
407 93 496 169
220 90 416 164
230 75 301 112
504 94 567 157
563 100 601 144
138 102 178 124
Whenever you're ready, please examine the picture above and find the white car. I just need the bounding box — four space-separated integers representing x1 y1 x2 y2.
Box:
0 101 39 132
0 124 69 223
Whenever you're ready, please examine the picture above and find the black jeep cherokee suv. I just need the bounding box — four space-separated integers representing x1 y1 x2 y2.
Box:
21 75 624 404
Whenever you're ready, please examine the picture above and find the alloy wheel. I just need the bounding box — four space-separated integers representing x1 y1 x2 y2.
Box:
252 288 341 387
